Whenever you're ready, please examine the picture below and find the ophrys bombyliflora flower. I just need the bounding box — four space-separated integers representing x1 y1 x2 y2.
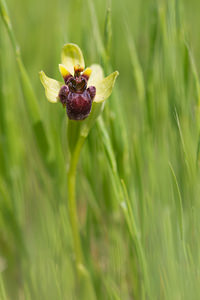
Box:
39 43 118 121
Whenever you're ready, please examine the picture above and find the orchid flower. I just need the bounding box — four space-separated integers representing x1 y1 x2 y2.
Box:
39 43 118 123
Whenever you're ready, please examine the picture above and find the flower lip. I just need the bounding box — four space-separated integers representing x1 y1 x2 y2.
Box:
59 66 96 120
66 89 93 120
59 85 69 107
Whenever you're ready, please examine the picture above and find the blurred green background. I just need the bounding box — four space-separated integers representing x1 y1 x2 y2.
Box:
1 0 200 299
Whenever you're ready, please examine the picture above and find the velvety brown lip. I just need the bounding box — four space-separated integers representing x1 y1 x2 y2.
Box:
58 71 96 120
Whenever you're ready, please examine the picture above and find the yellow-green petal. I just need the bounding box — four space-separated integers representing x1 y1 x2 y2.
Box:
93 71 119 103
39 71 63 103
88 64 104 87
61 43 85 75
59 64 72 80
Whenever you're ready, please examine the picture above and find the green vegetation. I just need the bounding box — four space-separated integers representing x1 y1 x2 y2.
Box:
0 0 200 299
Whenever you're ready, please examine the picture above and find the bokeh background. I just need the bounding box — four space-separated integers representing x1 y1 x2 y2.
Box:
1 0 200 299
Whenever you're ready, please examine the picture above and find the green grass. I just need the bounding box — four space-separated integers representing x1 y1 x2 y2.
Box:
1 0 200 299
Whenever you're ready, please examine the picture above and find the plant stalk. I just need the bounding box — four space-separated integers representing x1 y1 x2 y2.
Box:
67 135 86 268
67 135 97 300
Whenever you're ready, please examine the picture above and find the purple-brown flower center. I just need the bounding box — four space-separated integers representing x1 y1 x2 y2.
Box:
67 76 87 93
58 67 96 121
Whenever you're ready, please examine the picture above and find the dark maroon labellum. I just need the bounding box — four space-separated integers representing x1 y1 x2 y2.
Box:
58 72 96 120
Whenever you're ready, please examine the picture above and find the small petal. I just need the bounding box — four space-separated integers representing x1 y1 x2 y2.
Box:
39 71 63 103
87 64 104 87
93 71 119 103
59 64 72 82
61 43 85 75
82 68 92 80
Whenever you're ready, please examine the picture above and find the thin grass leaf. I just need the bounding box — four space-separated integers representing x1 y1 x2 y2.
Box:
0 0 52 167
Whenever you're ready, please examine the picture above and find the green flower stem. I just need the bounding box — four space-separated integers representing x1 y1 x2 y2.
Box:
67 135 86 268
67 136 97 300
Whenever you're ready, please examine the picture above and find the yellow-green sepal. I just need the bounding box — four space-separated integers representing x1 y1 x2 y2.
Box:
93 71 119 103
39 71 63 103
87 64 104 86
61 43 85 75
